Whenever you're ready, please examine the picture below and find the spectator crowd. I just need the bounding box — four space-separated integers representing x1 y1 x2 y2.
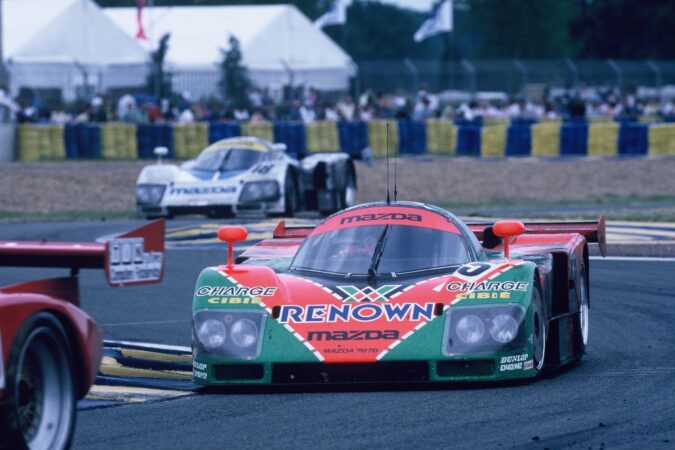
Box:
7 84 675 126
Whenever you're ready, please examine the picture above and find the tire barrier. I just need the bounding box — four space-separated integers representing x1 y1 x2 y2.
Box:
587 122 619 157
65 124 100 159
208 122 241 143
273 122 306 157
480 123 507 158
531 121 561 157
173 123 209 160
618 123 648 156
242 122 274 142
101 123 137 160
397 120 427 155
367 120 399 157
18 124 65 161
137 124 173 159
11 119 675 162
426 119 455 155
306 121 339 153
648 123 675 156
338 121 368 157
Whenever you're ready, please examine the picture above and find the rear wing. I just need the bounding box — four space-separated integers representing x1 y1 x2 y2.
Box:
0 220 165 286
467 217 607 257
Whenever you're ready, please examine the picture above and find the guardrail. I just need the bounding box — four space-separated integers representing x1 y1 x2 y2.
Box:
11 118 675 162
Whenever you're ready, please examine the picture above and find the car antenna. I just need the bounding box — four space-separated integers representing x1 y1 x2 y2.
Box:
386 122 391 204
394 140 398 202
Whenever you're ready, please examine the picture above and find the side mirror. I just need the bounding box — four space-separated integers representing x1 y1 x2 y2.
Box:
154 146 169 165
217 226 248 268
492 221 525 259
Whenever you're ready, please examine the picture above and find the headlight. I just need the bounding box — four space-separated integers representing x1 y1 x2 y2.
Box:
239 181 280 203
230 319 259 348
444 305 526 355
196 319 227 349
489 314 519 344
136 184 166 205
456 315 484 344
193 310 266 358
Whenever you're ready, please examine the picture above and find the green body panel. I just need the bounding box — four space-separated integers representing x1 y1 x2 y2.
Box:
192 260 542 384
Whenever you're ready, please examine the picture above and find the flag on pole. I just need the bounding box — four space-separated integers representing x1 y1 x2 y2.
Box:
314 0 349 29
135 0 147 40
414 0 453 43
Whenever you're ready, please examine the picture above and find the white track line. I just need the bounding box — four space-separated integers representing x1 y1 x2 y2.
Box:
101 319 190 327
103 340 192 353
590 256 675 262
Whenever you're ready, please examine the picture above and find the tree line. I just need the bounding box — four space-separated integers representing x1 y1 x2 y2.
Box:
96 0 675 60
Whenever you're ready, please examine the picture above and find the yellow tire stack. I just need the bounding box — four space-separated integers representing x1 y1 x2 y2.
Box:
480 123 507 158
18 124 65 161
242 122 274 142
587 122 619 157
101 123 138 160
531 121 561 157
426 119 455 155
173 123 209 160
306 121 339 153
366 120 398 157
648 123 675 156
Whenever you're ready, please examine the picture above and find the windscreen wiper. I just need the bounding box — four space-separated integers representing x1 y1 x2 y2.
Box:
368 225 389 283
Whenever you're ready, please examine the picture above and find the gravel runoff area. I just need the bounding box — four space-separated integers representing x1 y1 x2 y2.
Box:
1 157 675 214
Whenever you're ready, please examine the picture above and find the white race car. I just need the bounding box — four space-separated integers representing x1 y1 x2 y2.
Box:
136 137 357 218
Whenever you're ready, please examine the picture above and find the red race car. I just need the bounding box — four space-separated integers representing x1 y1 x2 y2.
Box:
0 220 164 450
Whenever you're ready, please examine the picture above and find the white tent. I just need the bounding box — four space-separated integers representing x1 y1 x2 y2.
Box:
104 5 356 97
6 0 148 101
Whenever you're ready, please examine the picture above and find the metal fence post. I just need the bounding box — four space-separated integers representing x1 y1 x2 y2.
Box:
461 59 476 95
646 59 661 89
512 59 528 95
564 58 578 87
404 58 419 93
607 59 623 88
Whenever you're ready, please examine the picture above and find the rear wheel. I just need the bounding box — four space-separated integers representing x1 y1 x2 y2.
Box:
0 313 77 450
574 263 590 356
283 172 298 217
531 280 547 375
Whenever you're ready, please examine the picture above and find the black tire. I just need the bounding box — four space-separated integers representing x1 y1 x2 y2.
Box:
531 278 547 376
573 262 590 357
283 171 298 217
341 167 357 210
0 313 77 450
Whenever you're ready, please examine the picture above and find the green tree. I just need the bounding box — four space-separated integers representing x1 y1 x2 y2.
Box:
218 35 252 107
146 32 172 99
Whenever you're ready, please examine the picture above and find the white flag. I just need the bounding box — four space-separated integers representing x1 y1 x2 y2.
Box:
414 0 453 42
314 0 349 28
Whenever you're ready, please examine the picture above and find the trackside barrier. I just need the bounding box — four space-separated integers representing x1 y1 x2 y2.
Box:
101 123 137 160
587 122 619 157
618 123 648 155
560 122 588 156
18 124 65 161
397 120 427 155
208 122 241 143
337 121 368 157
65 124 99 159
242 122 274 142
367 120 399 157
648 124 675 156
273 122 306 157
137 124 173 159
455 123 481 156
11 120 675 163
480 123 507 157
426 119 455 155
531 121 560 157
306 121 339 153
173 123 209 160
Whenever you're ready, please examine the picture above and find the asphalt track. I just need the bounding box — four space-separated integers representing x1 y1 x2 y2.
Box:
2 219 675 449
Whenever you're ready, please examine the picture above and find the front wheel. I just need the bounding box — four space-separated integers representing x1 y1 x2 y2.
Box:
531 279 547 375
0 313 77 450
574 262 590 356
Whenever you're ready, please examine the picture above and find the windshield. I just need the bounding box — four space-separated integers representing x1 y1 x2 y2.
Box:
290 224 470 276
193 148 263 171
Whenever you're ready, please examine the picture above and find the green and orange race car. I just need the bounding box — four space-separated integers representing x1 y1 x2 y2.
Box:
191 202 606 384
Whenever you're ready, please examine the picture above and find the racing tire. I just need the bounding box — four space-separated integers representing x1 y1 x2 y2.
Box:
267 172 298 218
531 278 547 376
318 166 356 216
573 262 590 357
0 313 77 450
